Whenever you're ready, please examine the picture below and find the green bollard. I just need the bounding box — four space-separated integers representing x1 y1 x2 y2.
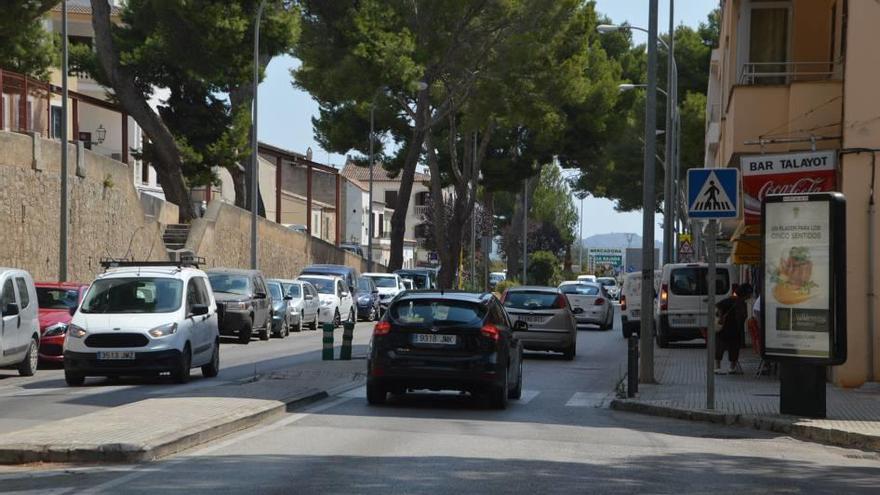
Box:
322 323 335 360
340 321 354 360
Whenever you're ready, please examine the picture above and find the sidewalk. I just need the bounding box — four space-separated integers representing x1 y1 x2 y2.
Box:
0 358 366 464
610 345 880 451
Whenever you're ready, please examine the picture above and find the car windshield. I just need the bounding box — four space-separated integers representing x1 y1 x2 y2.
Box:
598 278 617 287
390 299 485 326
284 284 301 298
357 279 373 291
208 274 251 295
300 277 334 294
670 268 730 296
267 282 284 300
36 287 79 310
80 278 183 314
490 274 504 282
398 273 429 289
503 291 560 310
559 284 600 295
369 276 398 288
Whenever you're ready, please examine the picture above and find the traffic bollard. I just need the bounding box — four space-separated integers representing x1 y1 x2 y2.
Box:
340 321 354 360
322 323 335 360
627 333 639 397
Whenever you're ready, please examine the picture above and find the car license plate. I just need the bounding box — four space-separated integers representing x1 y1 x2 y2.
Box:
97 351 136 360
518 315 545 324
631 310 640 318
413 334 457 345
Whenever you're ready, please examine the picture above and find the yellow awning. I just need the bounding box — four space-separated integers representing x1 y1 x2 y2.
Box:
730 222 761 265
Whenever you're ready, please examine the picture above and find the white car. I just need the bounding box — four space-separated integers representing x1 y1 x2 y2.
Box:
576 274 598 284
297 275 354 327
558 281 613 330
64 262 221 386
0 268 40 377
276 279 321 330
362 273 404 311
597 277 620 300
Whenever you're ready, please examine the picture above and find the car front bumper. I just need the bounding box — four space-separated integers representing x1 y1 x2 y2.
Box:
217 307 251 335
63 349 183 376
39 335 65 362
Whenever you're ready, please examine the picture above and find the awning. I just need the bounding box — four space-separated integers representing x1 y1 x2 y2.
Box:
730 222 761 265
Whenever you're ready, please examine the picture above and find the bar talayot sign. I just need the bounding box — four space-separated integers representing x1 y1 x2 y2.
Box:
741 150 837 225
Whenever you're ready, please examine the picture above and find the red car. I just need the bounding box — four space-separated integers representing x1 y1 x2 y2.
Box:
35 282 89 363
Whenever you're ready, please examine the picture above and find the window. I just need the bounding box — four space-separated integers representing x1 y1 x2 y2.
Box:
337 281 346 296
14 278 30 309
267 281 284 300
357 278 374 292
37 287 79 310
208 274 252 295
186 279 204 314
390 300 485 326
384 190 398 209
503 291 560 310
1 279 17 310
283 283 301 298
68 36 93 49
193 278 211 305
300 277 334 294
367 275 398 288
670 268 730 296
81 278 183 314
748 4 789 84
490 302 509 326
559 284 600 296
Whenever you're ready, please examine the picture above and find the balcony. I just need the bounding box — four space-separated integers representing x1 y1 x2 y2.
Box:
414 204 429 218
738 60 843 86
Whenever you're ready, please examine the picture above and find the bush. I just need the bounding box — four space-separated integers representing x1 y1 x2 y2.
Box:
528 250 559 286
495 279 520 295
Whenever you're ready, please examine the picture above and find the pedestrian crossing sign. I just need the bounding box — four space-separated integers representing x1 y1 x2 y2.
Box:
687 168 740 219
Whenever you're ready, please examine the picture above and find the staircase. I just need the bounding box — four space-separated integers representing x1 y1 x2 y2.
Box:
162 224 191 251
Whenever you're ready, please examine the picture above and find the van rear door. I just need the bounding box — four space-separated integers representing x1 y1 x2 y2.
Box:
665 266 731 328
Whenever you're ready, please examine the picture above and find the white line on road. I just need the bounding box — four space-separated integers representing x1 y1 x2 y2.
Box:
516 390 540 404
565 392 610 407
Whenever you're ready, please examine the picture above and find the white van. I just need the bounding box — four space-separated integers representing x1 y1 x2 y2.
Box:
620 271 661 338
654 263 737 348
576 275 597 284
0 268 40 376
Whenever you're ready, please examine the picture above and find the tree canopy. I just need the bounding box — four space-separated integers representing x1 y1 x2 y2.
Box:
0 1 58 79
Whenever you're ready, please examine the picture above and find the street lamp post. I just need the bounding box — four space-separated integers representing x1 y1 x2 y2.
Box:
250 0 267 270
59 0 69 281
368 96 376 267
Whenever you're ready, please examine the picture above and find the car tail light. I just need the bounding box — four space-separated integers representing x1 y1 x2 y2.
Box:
373 321 391 336
594 298 606 306
555 295 568 309
481 323 500 341
660 284 669 311
620 295 627 311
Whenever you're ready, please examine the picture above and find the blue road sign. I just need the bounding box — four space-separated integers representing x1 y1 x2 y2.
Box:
687 168 740 219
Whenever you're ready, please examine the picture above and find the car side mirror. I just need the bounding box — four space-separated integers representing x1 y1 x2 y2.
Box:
572 307 584 314
190 304 209 317
513 320 528 331
3 303 20 317
284 295 293 300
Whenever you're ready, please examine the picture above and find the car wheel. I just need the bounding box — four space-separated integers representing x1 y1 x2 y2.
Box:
562 344 575 361
311 313 319 330
489 369 509 410
368 305 377 322
366 381 387 405
604 310 613 331
65 369 85 386
334 308 341 328
294 312 303 332
239 320 253 344
508 358 523 399
201 340 220 378
656 321 670 349
172 345 192 384
259 319 270 341
17 338 38 377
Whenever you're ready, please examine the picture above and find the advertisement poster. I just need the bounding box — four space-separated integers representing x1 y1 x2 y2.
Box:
741 151 837 225
763 200 831 358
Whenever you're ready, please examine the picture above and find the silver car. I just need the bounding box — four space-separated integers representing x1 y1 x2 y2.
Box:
597 277 620 301
559 282 613 330
501 286 579 360
276 279 321 331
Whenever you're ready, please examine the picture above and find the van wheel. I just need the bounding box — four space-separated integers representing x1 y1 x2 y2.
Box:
65 370 85 386
17 338 38 377
366 381 386 405
201 341 220 378
656 322 670 349
172 345 192 384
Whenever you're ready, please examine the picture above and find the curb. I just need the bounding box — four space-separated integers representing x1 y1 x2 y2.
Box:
0 385 350 465
609 399 880 452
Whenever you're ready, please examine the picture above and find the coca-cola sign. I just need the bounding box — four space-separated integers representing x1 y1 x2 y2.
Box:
741 151 837 224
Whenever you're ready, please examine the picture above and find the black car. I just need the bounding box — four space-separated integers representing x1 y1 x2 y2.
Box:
367 291 524 409
207 268 272 344
356 277 380 321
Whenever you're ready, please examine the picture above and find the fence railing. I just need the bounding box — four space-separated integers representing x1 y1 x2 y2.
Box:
738 60 842 85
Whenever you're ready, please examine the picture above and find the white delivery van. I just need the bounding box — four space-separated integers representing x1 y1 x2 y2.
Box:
620 270 661 338
0 268 41 376
654 263 738 348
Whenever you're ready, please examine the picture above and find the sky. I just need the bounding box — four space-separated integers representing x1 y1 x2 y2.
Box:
257 0 720 242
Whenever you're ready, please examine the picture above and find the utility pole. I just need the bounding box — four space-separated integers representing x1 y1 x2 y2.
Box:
471 132 477 288
522 178 528 284
59 0 69 281
639 0 660 384
368 101 375 267
250 0 267 270
662 0 676 266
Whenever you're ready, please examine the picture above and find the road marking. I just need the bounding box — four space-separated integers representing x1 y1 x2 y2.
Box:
339 385 365 398
516 389 540 404
565 392 610 407
79 395 355 495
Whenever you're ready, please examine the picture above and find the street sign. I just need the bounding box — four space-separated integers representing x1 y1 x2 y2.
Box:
677 234 694 263
687 168 740 219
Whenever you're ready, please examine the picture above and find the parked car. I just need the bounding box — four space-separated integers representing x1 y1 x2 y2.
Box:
283 224 308 233
267 280 295 337
356 277 381 321
276 279 320 330
400 278 414 291
619 271 662 339
597 277 620 301
35 282 89 362
363 272 404 312
576 274 598 284
297 275 354 326
501 286 578 360
300 264 360 302
654 263 737 348
393 269 437 290
488 272 506 290
207 268 272 344
558 281 613 330
340 243 365 257
367 291 524 409
63 261 220 385
0 268 40 377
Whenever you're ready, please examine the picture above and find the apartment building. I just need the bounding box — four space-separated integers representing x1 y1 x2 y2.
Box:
707 0 880 386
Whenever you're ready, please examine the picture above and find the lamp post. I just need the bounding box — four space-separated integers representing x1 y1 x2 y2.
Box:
368 92 378 267
59 0 68 281
250 0 267 270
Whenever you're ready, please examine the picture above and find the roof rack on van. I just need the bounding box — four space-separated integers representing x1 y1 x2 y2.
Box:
99 256 206 270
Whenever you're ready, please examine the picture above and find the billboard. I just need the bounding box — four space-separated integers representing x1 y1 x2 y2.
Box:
587 247 624 275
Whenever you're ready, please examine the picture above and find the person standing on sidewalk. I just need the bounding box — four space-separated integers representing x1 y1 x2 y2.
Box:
714 283 752 375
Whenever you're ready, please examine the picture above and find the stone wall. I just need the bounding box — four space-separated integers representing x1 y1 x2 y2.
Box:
0 131 168 282
186 201 385 278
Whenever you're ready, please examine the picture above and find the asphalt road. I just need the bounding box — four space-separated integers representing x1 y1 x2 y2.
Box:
0 321 375 435
2 305 879 494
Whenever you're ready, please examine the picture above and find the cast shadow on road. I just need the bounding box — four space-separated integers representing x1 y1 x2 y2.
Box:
3 453 879 494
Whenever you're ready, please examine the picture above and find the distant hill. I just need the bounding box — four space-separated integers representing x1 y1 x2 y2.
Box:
582 233 663 250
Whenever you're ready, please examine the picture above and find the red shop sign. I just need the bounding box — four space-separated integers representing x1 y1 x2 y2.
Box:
740 150 837 224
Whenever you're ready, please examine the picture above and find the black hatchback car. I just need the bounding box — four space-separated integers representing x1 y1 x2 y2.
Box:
367 291 524 409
